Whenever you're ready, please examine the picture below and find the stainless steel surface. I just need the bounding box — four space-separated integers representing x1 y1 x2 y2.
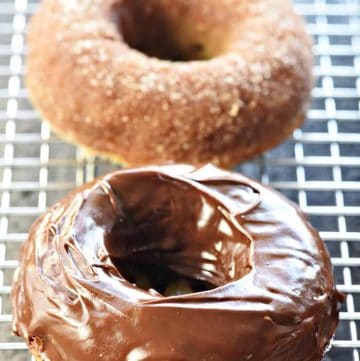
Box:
0 0 359 360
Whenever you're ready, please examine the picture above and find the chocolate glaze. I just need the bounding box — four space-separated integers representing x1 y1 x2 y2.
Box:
11 164 342 361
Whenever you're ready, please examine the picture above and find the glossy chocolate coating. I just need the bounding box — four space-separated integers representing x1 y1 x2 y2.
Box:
11 165 342 361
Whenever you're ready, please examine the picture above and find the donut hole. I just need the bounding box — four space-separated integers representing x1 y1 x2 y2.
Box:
113 260 215 296
100 172 253 296
113 0 218 61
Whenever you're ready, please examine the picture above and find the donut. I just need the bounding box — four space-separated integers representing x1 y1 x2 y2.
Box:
12 164 342 361
26 0 313 167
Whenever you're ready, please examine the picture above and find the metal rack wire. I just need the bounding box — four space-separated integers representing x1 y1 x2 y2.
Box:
0 0 359 360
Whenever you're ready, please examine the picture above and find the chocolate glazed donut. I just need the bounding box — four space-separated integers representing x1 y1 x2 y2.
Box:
12 165 342 361
26 0 313 167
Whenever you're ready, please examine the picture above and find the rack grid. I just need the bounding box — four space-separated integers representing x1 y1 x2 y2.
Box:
0 0 359 360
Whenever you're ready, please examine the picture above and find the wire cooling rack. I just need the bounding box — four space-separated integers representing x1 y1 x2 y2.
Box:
0 0 359 360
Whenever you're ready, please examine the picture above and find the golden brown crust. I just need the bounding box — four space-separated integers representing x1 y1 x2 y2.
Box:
26 0 313 168
30 350 42 361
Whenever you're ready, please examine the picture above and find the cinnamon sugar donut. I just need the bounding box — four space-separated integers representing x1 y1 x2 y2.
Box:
26 0 313 167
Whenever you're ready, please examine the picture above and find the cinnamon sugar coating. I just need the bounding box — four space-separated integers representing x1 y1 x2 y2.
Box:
26 0 313 167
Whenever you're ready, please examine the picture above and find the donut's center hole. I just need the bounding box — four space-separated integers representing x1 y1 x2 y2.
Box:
99 173 254 297
113 260 215 296
114 0 211 61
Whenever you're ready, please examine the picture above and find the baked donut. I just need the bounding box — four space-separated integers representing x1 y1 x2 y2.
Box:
26 0 313 167
12 164 341 361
